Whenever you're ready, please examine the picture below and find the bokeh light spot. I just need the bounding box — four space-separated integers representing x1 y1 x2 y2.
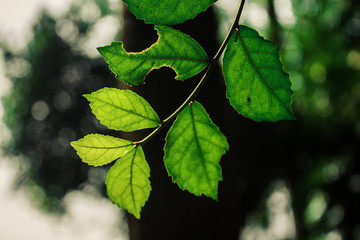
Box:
347 50 360 70
305 190 327 226
274 0 296 25
31 100 50 121
309 62 327 84
54 91 72 112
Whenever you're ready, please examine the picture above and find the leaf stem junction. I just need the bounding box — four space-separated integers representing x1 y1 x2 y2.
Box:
135 0 246 146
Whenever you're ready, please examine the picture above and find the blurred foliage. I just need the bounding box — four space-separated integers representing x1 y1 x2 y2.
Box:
287 0 360 127
1 0 121 212
245 0 360 239
0 0 359 239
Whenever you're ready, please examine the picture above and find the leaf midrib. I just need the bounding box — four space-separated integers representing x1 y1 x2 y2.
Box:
90 96 160 124
129 147 138 213
189 103 212 190
74 144 134 150
115 53 209 63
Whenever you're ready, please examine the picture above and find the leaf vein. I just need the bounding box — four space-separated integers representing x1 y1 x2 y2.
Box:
189 103 212 189
90 96 160 123
237 30 292 116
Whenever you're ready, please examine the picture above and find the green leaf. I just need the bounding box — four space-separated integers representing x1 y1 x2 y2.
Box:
222 25 294 122
122 0 217 25
97 26 209 85
106 146 151 219
71 134 135 166
84 87 160 131
163 101 229 200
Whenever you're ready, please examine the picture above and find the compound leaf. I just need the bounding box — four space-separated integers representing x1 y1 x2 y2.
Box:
222 25 294 122
97 26 208 85
122 0 217 25
163 101 229 200
71 134 135 166
106 146 151 219
85 87 160 131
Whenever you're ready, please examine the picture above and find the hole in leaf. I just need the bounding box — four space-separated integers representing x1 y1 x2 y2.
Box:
247 97 251 103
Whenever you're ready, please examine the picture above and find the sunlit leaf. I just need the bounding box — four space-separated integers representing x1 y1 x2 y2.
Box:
106 146 151 219
71 134 135 166
84 87 160 131
163 101 229 200
122 0 217 25
222 25 294 121
97 26 209 85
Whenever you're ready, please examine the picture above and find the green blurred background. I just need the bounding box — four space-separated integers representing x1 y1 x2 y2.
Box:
0 0 359 239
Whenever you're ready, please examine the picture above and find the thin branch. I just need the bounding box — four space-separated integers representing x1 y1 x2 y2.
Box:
135 0 246 146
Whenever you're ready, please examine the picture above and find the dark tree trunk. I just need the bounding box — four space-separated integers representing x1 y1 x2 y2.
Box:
119 5 255 240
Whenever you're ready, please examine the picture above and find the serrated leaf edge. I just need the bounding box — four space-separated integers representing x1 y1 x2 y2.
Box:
97 26 209 85
163 101 229 200
70 133 136 167
122 0 217 25
105 146 151 219
235 26 294 119
84 88 161 131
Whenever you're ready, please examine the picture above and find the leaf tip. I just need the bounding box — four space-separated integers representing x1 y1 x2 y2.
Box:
204 188 219 201
97 42 123 53
83 93 91 101
96 46 103 53
133 211 141 220
211 194 219 201
70 140 78 149
96 45 108 56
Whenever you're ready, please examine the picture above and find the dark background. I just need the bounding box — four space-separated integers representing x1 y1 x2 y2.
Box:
1 0 360 239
